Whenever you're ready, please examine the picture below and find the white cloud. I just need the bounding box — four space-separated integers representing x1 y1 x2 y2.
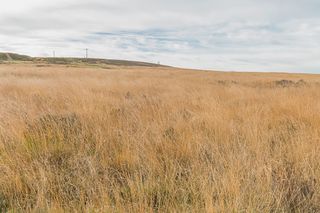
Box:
0 0 320 72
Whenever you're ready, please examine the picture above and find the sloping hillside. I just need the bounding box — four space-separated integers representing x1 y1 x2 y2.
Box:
0 52 32 61
0 52 167 67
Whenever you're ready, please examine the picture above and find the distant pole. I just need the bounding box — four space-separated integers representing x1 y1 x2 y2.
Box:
85 48 88 59
53 51 55 58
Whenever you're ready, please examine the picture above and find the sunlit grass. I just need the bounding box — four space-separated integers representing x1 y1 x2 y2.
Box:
0 63 319 212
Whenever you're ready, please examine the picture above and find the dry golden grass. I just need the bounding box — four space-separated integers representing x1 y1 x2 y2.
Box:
0 63 320 212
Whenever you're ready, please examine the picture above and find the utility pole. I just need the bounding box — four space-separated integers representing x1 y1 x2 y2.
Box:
53 51 55 58
85 48 88 59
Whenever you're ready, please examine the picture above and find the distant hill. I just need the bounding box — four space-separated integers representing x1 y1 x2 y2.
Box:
0 52 167 67
0 52 32 61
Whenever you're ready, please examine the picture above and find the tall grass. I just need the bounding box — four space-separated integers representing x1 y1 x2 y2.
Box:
0 64 320 212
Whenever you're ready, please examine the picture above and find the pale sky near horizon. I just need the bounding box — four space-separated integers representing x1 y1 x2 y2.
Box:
0 0 320 72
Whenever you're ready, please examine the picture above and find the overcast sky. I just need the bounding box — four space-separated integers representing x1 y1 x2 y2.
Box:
1 0 320 72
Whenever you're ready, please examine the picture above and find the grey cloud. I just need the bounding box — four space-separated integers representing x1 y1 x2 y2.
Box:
0 0 320 72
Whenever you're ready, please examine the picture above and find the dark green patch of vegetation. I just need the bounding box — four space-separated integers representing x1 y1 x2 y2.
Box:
0 52 168 67
36 57 167 67
0 53 32 61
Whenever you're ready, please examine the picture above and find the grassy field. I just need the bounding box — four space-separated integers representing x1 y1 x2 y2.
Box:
0 62 320 212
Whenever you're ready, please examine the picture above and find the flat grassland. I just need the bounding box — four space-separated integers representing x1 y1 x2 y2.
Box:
0 63 320 212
